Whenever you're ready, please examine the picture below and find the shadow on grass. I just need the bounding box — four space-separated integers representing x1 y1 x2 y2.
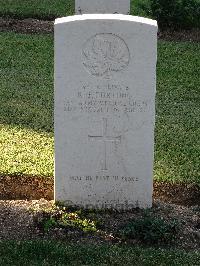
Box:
1 241 199 265
0 31 199 191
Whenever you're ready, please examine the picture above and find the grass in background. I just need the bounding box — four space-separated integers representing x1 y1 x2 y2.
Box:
0 0 149 20
0 0 74 20
0 241 200 265
0 32 199 184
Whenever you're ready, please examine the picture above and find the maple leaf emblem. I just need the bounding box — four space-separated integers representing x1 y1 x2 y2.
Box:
82 33 130 78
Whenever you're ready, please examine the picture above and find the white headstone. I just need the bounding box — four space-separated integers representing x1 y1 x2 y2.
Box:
75 0 130 15
54 14 157 209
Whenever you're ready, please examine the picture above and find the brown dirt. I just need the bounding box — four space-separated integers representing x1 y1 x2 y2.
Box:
0 17 199 42
0 199 199 251
0 175 199 207
153 181 200 206
158 28 200 42
0 17 53 34
0 175 53 200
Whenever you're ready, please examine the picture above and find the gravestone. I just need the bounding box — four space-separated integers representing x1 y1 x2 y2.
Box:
75 0 130 14
54 14 157 209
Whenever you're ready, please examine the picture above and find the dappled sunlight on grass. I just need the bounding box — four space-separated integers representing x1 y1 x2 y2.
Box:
0 124 54 177
0 33 54 177
0 33 199 184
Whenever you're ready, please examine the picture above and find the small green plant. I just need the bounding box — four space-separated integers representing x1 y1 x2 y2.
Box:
58 212 97 232
43 217 57 233
41 206 98 233
120 214 179 245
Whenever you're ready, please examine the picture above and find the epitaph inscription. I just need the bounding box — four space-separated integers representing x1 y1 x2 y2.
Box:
83 34 130 78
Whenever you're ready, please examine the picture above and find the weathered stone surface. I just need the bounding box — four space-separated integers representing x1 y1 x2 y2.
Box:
75 0 130 15
54 14 157 209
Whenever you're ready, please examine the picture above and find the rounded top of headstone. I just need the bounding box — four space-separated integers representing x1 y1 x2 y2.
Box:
55 14 158 28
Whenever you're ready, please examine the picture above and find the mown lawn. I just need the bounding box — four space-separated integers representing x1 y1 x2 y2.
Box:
155 41 200 184
0 0 148 19
0 33 54 177
0 32 199 183
0 241 199 265
0 0 74 19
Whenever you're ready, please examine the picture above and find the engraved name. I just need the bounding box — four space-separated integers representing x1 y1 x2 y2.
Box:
64 84 149 114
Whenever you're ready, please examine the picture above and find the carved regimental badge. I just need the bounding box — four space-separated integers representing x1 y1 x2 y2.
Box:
82 33 130 78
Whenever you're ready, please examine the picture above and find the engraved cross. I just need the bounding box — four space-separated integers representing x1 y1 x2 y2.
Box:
88 118 121 171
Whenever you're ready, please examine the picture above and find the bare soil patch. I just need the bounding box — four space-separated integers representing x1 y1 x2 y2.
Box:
0 175 53 200
154 182 200 206
0 199 199 251
0 17 53 34
158 28 200 42
0 17 199 42
0 175 199 207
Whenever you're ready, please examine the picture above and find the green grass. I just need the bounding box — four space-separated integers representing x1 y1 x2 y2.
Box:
0 32 199 184
155 41 200 184
0 0 148 19
0 241 200 265
0 33 54 177
0 0 74 20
